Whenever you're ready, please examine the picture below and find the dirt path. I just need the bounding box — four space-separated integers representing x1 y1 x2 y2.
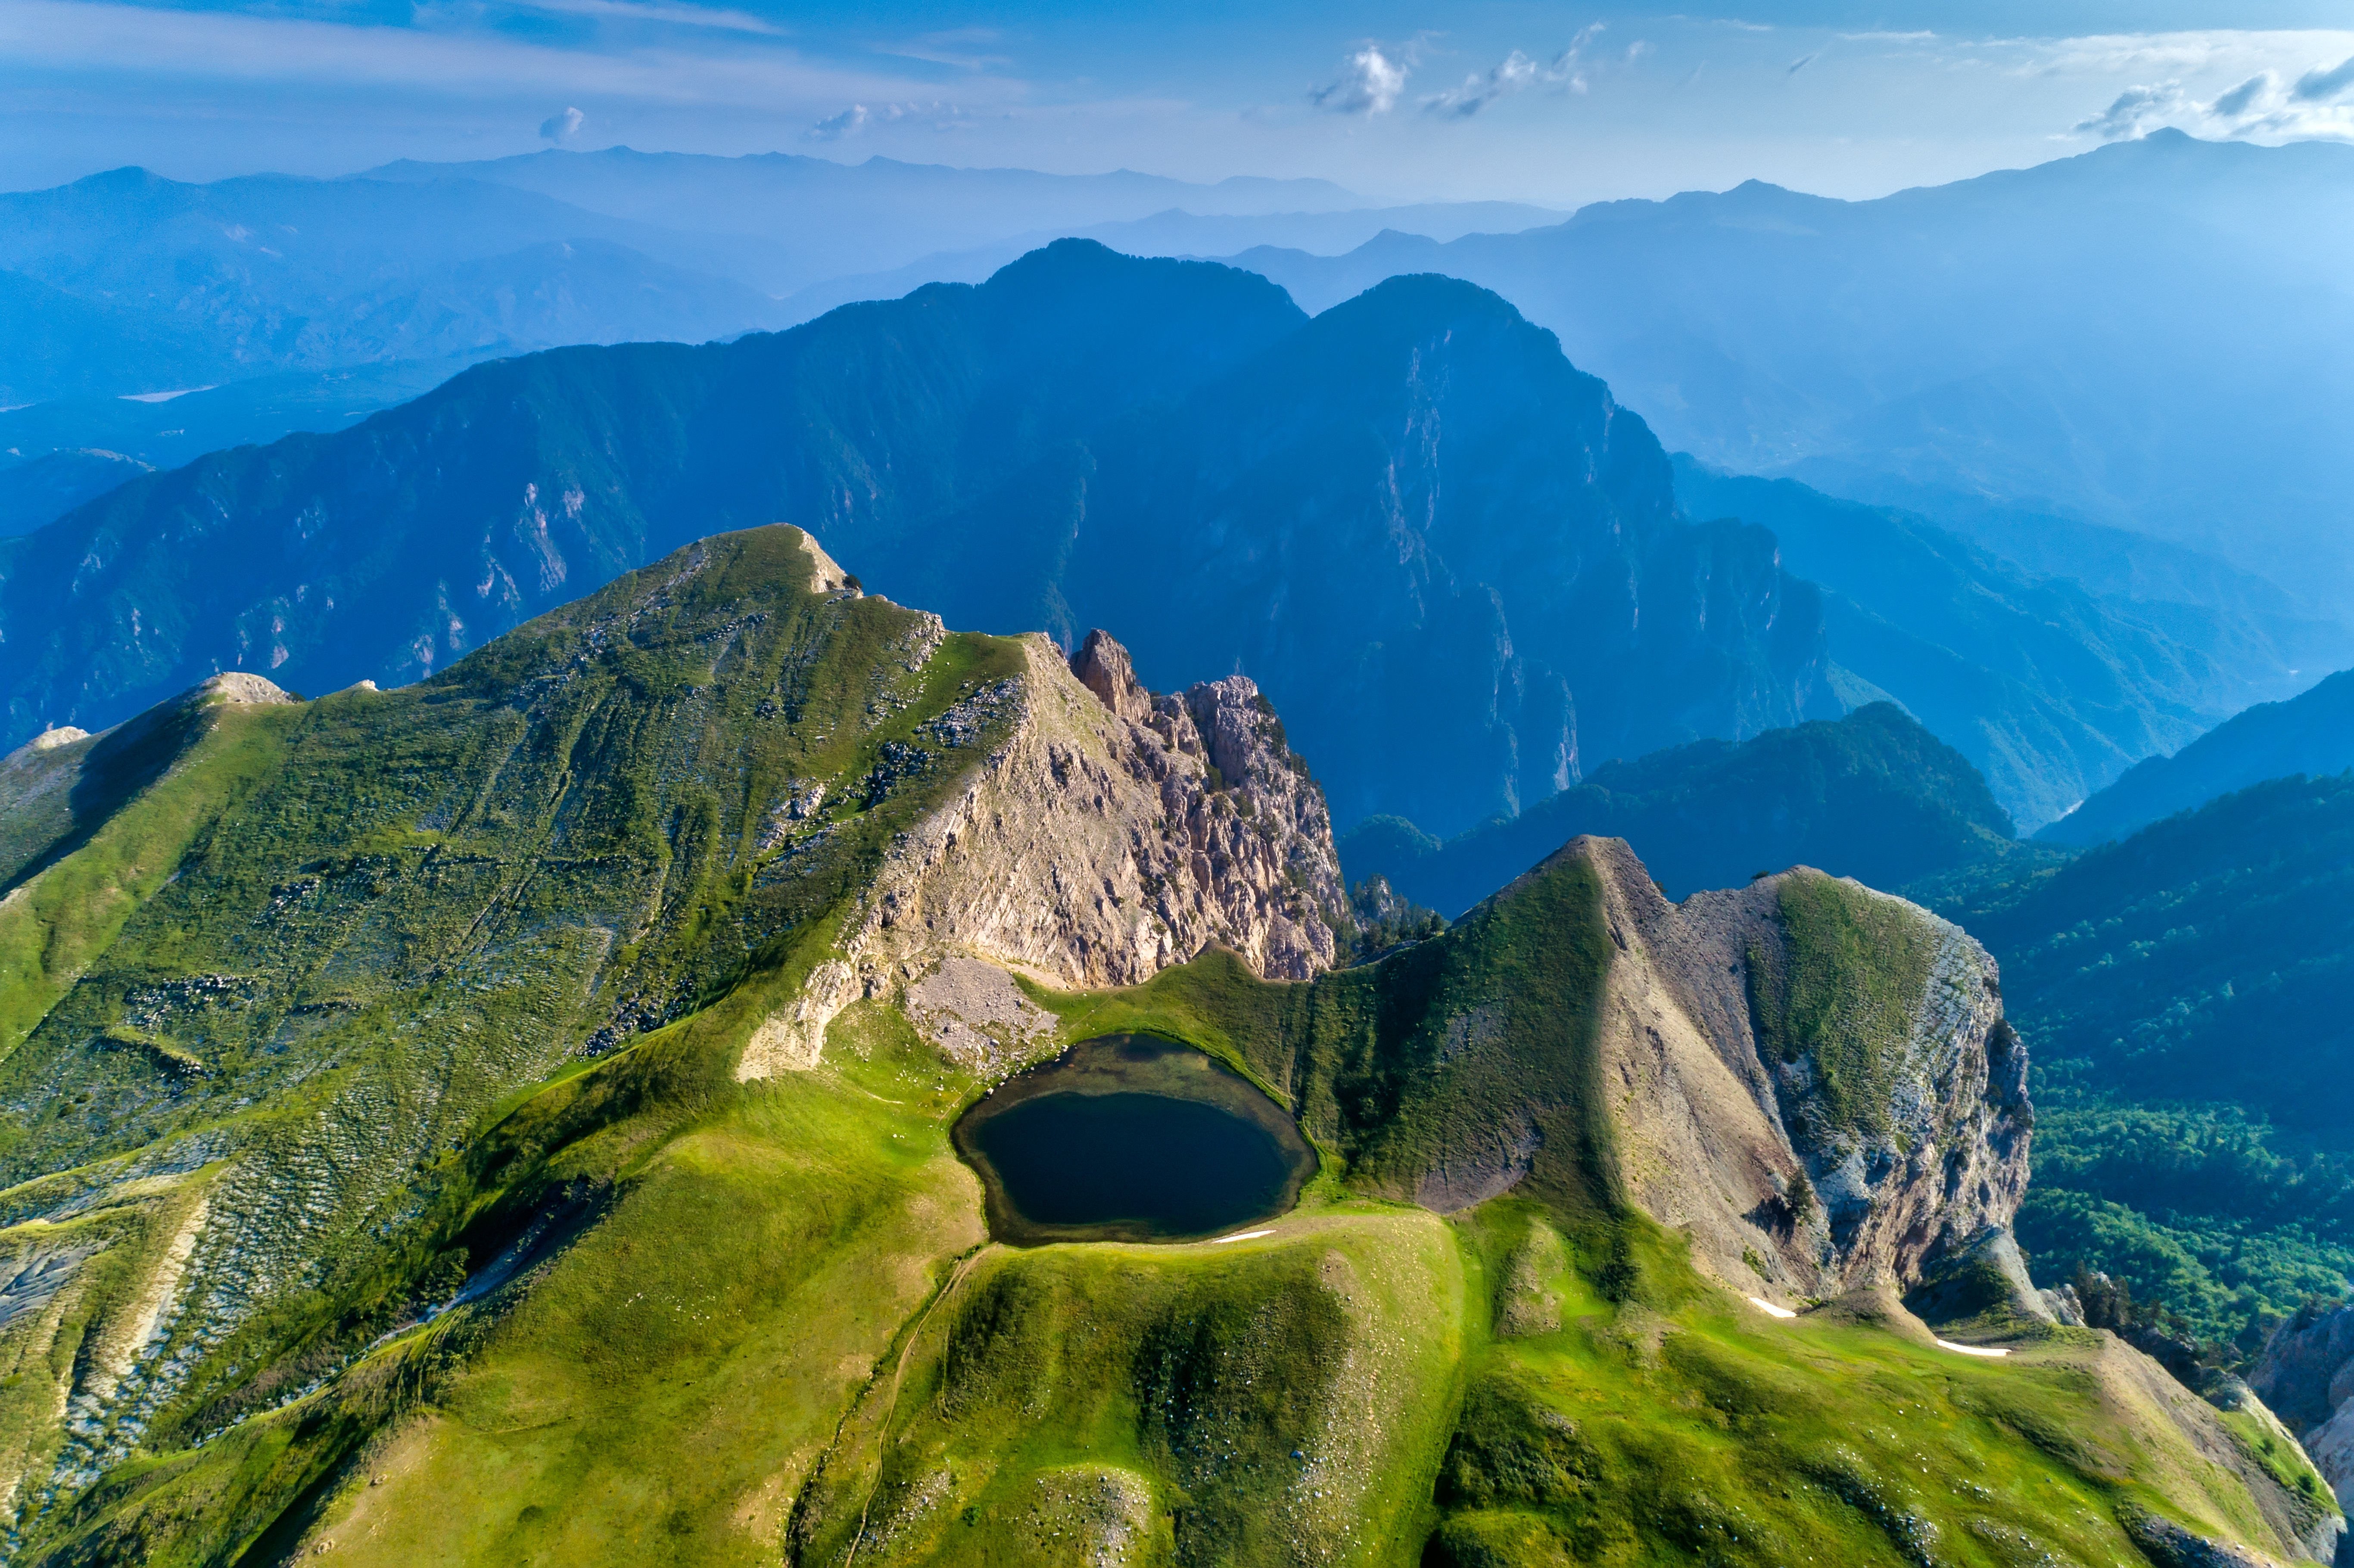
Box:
843 1244 989 1566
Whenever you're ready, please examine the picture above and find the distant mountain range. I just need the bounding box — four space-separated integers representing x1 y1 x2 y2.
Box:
1221 131 2354 613
0 169 790 406
1673 461 2348 831
14 237 2341 839
2040 666 2354 847
1340 701 2015 914
11 131 2352 657
359 148 1564 299
0 156 1563 423
0 242 1840 838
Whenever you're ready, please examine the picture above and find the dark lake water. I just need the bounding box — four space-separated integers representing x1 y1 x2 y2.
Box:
952 1034 1316 1245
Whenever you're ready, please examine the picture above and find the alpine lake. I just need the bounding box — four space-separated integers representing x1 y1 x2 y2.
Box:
951 1033 1317 1245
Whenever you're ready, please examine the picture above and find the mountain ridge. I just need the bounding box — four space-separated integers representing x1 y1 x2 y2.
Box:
0 241 1835 840
2040 667 2354 847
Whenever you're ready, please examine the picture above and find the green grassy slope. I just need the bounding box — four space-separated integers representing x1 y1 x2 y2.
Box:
51 846 2310 1568
0 524 1031 1549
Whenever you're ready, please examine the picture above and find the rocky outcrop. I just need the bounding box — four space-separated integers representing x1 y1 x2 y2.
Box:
1570 839 2029 1299
2122 1504 2292 1568
193 672 295 707
2256 1304 2354 1516
738 628 1347 1078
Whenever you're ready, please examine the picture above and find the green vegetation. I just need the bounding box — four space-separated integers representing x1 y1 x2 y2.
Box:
1928 772 2354 1352
0 524 1035 1552
791 1208 1469 1566
1426 1201 2304 1568
1033 846 1617 1219
1341 702 2014 914
1747 872 1937 1139
0 516 2325 1565
3 833 2320 1564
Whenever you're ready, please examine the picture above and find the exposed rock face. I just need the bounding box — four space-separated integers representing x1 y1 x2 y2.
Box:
2255 1304 2354 1515
1571 839 2029 1297
194 672 294 707
9 727 87 760
738 629 1347 1078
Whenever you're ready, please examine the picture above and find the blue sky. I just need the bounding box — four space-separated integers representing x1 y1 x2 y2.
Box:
4 0 2353 199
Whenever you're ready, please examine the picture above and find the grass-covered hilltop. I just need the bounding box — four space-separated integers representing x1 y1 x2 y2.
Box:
0 524 2335 1566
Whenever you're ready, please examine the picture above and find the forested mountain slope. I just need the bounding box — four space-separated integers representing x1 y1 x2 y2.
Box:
2041 668 2354 847
1938 773 2354 1353
2 241 1835 838
1673 460 2325 832
1340 702 2015 915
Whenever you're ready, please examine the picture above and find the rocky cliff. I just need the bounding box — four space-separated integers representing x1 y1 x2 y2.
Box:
1342 837 2029 1299
2257 1303 2354 1515
1585 843 2031 1297
738 621 1347 1076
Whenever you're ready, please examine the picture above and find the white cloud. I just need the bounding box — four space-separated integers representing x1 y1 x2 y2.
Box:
2074 82 2183 138
1311 44 1410 115
2072 60 2354 143
1421 25 1607 118
807 104 865 140
539 104 584 139
2212 72 2270 116
882 28 1012 71
1423 50 1537 118
806 100 979 140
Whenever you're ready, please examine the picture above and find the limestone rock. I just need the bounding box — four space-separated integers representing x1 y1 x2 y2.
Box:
794 528 858 596
1566 837 2030 1298
196 672 296 707
738 630 1347 1078
1069 629 1151 723
9 727 89 762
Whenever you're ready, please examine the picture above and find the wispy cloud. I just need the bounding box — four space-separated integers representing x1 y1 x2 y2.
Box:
1310 43 1411 115
2213 73 2270 116
805 100 979 140
1423 50 1539 118
499 0 783 36
0 0 961 111
539 105 584 140
2073 61 2354 142
881 28 1012 72
1421 25 1608 118
807 104 865 140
